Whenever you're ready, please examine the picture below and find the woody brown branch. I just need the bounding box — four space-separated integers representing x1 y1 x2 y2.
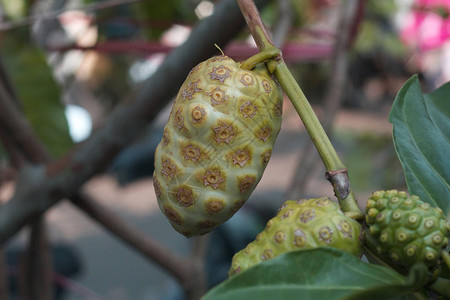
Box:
0 0 271 298
0 69 53 300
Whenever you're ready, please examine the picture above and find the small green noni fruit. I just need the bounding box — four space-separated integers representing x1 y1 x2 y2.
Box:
153 55 283 237
228 197 362 276
365 190 450 270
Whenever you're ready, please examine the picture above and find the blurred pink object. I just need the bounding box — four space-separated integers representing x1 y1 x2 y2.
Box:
401 0 450 51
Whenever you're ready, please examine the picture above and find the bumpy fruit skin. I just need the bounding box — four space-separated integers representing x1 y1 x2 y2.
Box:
153 55 283 237
365 190 450 270
228 197 362 276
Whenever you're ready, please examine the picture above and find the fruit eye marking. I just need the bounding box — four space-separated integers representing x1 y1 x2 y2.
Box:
424 250 436 261
153 177 161 198
238 175 256 193
408 214 419 224
281 209 293 219
296 199 308 205
431 234 443 245
232 149 250 167
240 73 255 86
209 65 231 83
392 211 402 220
164 206 183 225
300 209 316 223
175 186 195 207
162 129 170 146
273 101 282 118
258 125 272 142
182 144 201 162
201 170 225 189
261 150 272 165
191 106 206 123
230 200 245 215
207 86 229 106
261 249 274 260
379 232 389 243
239 100 257 118
205 199 225 215
293 229 307 247
396 230 408 242
213 121 236 144
405 245 417 257
161 158 177 179
173 107 184 130
315 197 331 207
261 79 272 94
338 220 353 238
318 226 333 243
196 220 216 229
424 219 434 229
273 231 286 243
181 79 202 101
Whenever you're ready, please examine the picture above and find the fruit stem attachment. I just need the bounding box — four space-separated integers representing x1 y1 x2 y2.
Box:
237 0 363 219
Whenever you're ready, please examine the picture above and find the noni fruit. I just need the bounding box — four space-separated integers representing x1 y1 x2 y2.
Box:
153 55 283 237
229 197 362 276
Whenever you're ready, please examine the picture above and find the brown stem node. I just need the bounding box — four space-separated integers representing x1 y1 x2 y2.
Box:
325 168 350 200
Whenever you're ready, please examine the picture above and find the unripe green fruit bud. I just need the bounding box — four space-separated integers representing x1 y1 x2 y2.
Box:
153 55 283 237
364 190 450 270
229 197 362 276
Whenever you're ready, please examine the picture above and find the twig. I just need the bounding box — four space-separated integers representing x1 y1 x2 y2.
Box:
285 0 362 200
0 75 53 300
19 220 53 300
0 0 144 31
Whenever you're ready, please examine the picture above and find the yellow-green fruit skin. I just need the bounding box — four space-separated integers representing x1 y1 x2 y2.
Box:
153 55 283 237
365 190 450 270
229 197 362 276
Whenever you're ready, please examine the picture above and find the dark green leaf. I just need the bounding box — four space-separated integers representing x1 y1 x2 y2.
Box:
389 75 450 214
202 248 426 300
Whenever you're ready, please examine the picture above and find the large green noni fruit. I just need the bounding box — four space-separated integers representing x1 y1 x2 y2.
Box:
365 190 450 270
153 55 283 237
229 197 362 276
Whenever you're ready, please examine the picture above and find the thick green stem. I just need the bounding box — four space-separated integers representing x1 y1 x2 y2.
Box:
275 61 362 217
237 0 363 218
275 63 343 171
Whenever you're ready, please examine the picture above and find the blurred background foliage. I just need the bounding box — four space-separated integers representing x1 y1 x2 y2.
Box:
1 0 450 299
1 31 73 157
0 0 429 188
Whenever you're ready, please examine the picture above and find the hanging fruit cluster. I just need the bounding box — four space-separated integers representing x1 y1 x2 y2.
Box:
364 190 450 271
153 55 283 237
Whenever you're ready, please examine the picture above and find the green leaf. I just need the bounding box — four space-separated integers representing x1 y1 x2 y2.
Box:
202 248 426 300
389 75 450 214
3 36 73 157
